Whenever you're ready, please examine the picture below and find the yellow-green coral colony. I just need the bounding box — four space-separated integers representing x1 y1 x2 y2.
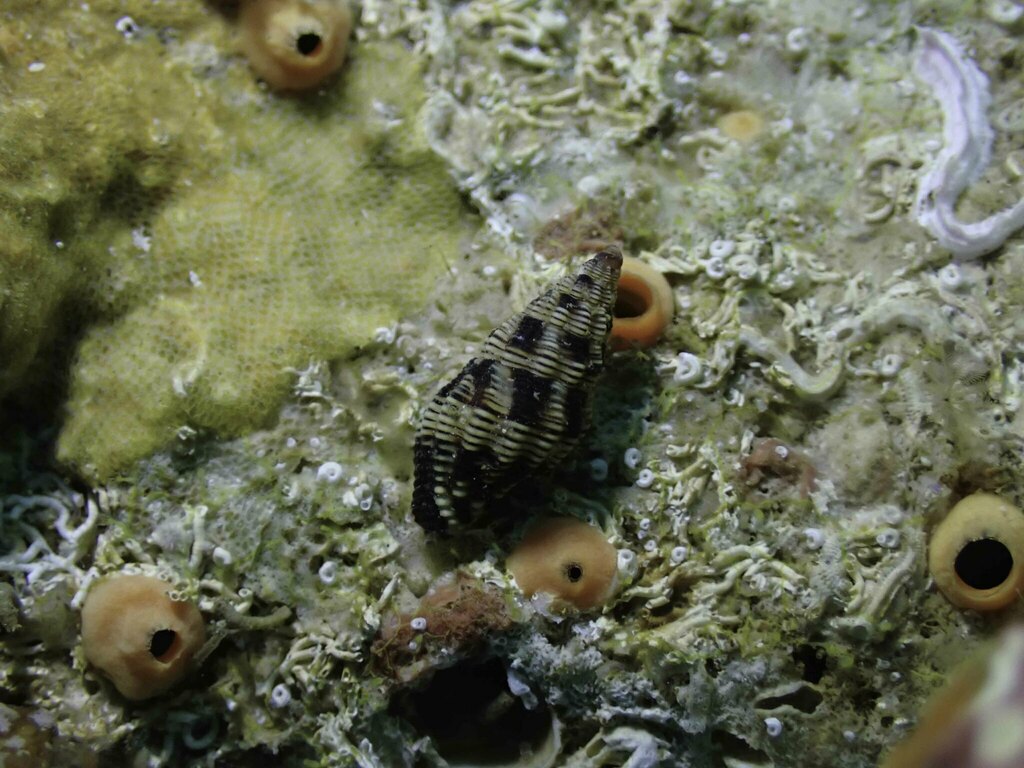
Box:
412 249 622 532
53 39 466 480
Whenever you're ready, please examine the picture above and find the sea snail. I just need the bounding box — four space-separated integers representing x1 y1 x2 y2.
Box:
412 249 622 533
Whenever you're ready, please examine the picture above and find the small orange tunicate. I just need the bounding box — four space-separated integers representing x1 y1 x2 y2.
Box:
239 0 353 91
928 492 1024 612
611 256 674 350
506 518 618 611
717 109 765 143
80 575 205 700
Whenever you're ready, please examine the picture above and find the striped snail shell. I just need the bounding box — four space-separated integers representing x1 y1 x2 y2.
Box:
412 248 623 533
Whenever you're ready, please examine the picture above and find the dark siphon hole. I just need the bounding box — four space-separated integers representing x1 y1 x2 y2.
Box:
614 291 648 319
150 629 177 660
296 32 322 56
565 562 584 583
956 538 1013 590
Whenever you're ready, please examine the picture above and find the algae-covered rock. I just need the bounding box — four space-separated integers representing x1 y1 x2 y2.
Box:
0 1 469 479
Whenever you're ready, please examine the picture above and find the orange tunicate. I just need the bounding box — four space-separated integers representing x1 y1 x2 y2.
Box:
717 109 765 143
506 518 618 611
611 256 674 350
80 575 205 701
239 0 353 91
928 492 1024 612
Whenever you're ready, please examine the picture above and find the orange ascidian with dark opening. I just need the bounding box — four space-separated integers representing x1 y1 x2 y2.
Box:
80 574 206 701
239 0 353 91
928 492 1024 612
506 518 619 612
610 256 674 350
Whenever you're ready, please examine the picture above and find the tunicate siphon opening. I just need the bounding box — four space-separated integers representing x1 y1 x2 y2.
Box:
956 538 1013 589
150 629 178 661
390 658 557 767
614 285 650 319
296 32 322 56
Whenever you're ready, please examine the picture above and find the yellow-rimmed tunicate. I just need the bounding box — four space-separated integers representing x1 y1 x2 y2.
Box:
717 110 766 144
80 575 206 701
610 256 674 350
239 0 353 92
506 518 618 612
928 492 1024 612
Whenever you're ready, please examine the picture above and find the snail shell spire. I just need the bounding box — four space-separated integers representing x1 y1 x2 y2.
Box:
412 248 623 533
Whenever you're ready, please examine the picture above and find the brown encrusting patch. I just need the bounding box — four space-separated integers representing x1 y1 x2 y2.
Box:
741 438 818 498
371 574 513 682
532 203 624 260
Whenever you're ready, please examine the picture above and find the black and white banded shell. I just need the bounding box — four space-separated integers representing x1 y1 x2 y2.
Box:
412 248 623 533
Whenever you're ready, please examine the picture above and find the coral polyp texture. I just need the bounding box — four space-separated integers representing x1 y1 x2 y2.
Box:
35 19 469 480
4 0 1024 766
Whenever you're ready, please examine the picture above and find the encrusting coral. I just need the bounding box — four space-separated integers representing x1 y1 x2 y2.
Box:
239 0 353 91
506 518 618 612
928 492 1024 612
52 35 468 480
610 255 674 350
80 575 205 701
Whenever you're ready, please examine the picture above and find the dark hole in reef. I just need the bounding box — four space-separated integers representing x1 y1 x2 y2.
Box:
614 287 650 319
390 657 553 765
150 629 178 661
956 538 1013 590
296 32 323 56
711 730 771 767
756 684 823 714
184 716 219 750
565 562 584 583
704 658 722 678
852 687 881 713
792 644 827 684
